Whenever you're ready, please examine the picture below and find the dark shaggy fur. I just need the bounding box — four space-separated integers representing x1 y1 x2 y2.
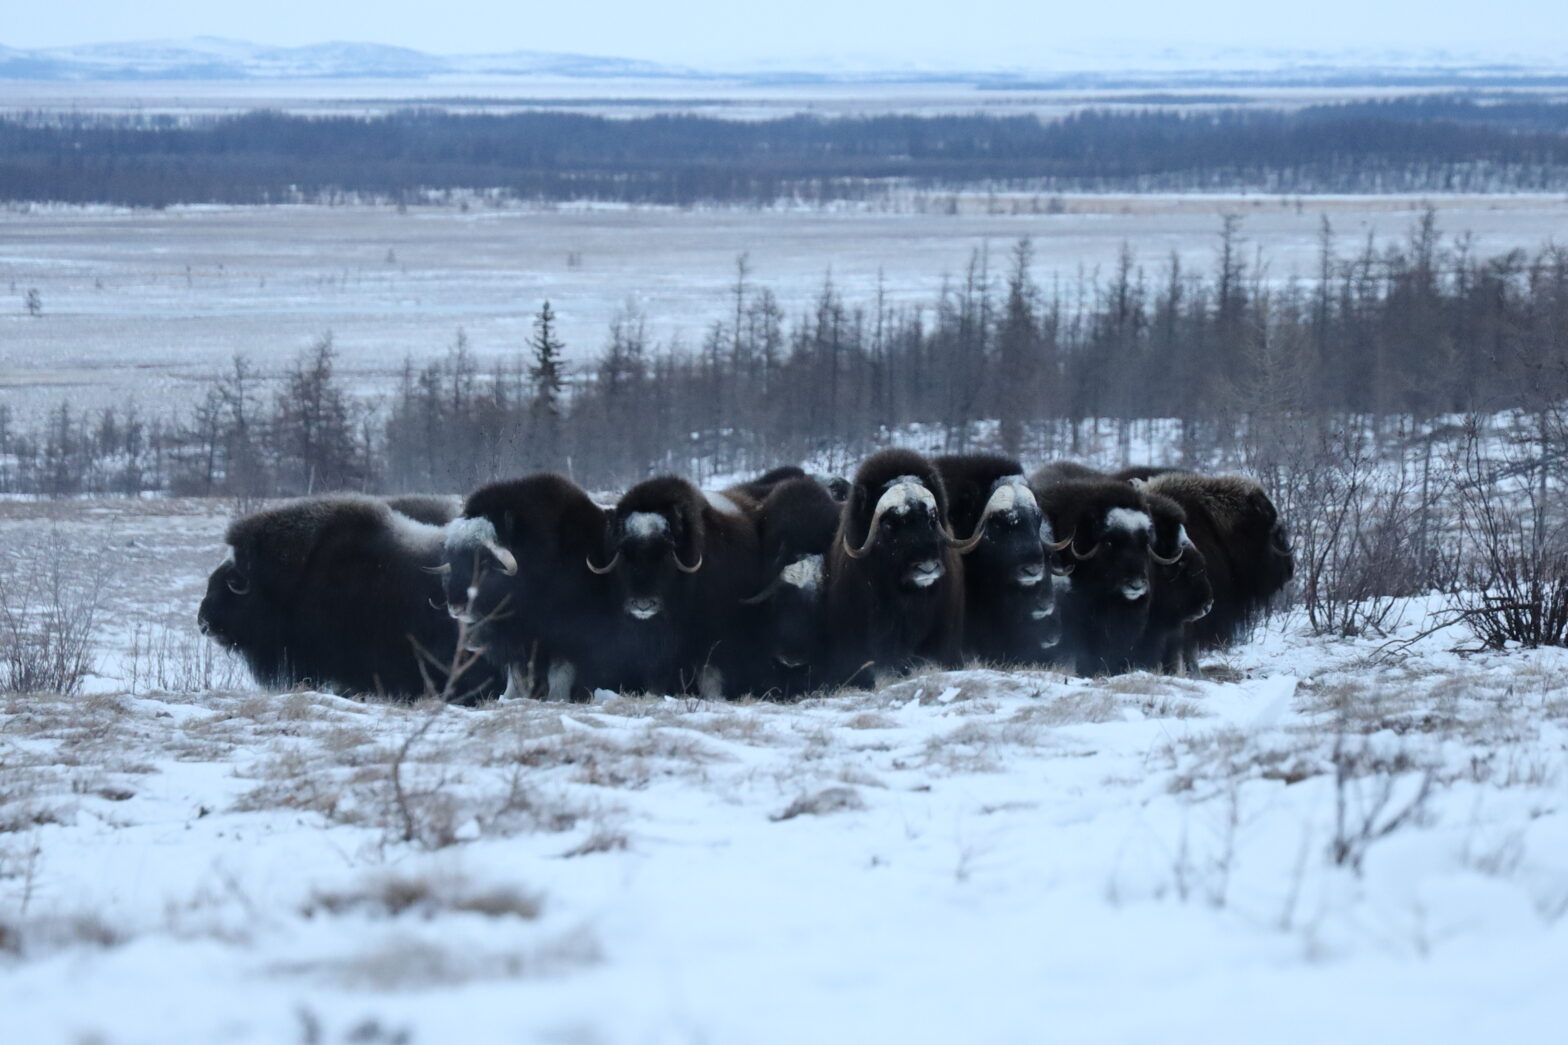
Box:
724 465 809 505
1030 470 1156 676
934 454 1059 665
824 449 964 688
1140 472 1295 649
743 475 844 697
197 496 499 701
443 475 613 702
595 475 768 697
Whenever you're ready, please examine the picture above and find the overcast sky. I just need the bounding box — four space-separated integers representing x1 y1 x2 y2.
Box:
6 1 1562 69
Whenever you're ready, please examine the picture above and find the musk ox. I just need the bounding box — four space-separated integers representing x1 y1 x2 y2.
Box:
436 474 612 702
1131 471 1294 649
824 449 966 688
1030 469 1158 676
934 454 1061 665
1130 490 1214 674
736 475 844 696
197 496 500 702
588 475 768 697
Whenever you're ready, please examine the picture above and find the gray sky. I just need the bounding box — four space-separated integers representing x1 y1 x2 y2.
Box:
6 1 1562 69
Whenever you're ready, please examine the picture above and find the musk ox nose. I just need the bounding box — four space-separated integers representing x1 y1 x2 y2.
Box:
1120 578 1149 601
1015 562 1046 587
1188 598 1214 623
907 559 944 587
196 612 211 636
626 596 662 620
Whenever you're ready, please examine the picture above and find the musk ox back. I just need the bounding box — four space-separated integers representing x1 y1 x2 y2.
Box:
590 475 767 697
198 496 497 701
935 454 1060 665
1140 472 1294 648
440 474 612 702
825 449 965 688
1031 471 1158 676
384 494 460 527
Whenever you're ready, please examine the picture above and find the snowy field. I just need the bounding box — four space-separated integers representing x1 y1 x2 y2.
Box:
4 193 1567 420
2 498 1565 1043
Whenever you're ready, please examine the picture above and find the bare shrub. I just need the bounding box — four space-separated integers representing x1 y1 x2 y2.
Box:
1329 728 1437 874
127 621 249 694
1290 425 1430 638
1452 417 1568 648
0 527 113 695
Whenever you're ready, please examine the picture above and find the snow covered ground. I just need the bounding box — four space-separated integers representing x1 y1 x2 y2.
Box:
1 498 1565 1043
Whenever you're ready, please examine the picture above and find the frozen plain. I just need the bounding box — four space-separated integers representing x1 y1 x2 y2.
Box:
0 498 1564 1043
3 193 1567 420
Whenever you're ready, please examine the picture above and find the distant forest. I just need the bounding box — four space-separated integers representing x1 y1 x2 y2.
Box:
3 212 1565 498
4 97 1568 206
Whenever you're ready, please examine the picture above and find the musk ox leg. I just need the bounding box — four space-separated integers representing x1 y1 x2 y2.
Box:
698 665 725 701
546 660 578 703
500 664 529 702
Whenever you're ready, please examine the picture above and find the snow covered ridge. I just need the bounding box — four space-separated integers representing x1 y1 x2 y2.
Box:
1 614 1566 1041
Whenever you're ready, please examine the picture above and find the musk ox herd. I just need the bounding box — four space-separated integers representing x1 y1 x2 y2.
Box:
197 450 1294 703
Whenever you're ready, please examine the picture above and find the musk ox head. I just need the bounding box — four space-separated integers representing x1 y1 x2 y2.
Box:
1145 491 1213 626
1038 479 1157 604
435 514 518 634
739 476 840 671
196 546 265 652
840 452 965 591
589 476 706 621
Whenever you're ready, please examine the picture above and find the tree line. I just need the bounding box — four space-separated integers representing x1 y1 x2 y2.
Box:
3 99 1568 207
2 213 1565 499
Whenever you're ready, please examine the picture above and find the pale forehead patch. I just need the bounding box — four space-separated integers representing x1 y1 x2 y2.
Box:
878 476 937 516
1105 508 1152 536
444 515 499 554
781 554 824 591
704 490 743 516
625 512 669 539
984 475 1036 517
1178 525 1195 550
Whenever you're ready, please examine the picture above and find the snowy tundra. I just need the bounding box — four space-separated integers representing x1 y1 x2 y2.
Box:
0 498 1564 1043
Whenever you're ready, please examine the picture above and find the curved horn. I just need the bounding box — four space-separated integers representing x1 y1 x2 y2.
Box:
428 597 447 611
585 550 621 575
1042 528 1074 552
226 576 251 595
421 562 452 576
672 550 704 574
1150 544 1183 567
1071 539 1103 561
483 540 518 576
944 523 987 555
842 527 877 560
739 572 787 605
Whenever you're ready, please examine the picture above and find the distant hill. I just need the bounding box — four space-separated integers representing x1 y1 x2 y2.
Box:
0 36 689 81
0 37 1565 88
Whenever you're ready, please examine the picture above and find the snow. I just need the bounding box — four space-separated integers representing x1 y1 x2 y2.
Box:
1 500 1565 1042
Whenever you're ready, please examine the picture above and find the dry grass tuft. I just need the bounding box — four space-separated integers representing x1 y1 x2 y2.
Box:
772 786 865 821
